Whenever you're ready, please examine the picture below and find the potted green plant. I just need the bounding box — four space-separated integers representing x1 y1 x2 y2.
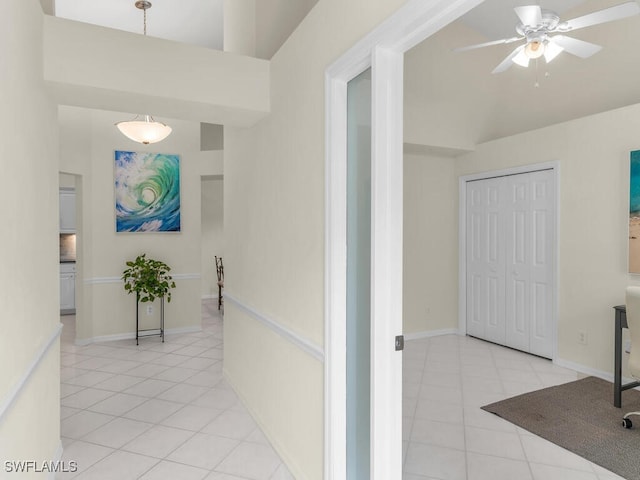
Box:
122 254 176 344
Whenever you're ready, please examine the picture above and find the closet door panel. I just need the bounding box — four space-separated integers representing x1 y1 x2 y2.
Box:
529 171 555 358
466 178 506 345
505 177 532 352
466 169 555 359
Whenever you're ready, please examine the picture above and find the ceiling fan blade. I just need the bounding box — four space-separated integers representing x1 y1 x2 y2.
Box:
514 5 542 26
512 48 530 68
543 39 564 63
492 45 526 74
550 35 602 58
563 1 640 31
454 36 523 52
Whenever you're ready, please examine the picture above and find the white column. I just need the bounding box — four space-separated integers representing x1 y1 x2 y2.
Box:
223 0 256 56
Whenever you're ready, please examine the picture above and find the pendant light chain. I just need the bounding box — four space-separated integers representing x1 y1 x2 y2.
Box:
134 1 152 36
116 0 172 145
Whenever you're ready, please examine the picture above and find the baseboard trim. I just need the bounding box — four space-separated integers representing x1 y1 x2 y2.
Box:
404 328 459 341
224 292 324 363
401 336 620 384
0 323 62 423
223 367 305 480
553 357 615 383
75 325 202 346
201 294 217 300
85 273 200 285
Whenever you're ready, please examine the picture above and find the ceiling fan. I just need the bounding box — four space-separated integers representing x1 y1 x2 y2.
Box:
455 2 640 73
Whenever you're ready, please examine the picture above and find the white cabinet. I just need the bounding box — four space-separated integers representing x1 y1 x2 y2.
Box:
60 263 76 314
59 188 76 233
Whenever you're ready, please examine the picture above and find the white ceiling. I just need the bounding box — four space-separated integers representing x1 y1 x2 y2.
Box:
460 0 588 39
405 0 640 149
54 0 224 50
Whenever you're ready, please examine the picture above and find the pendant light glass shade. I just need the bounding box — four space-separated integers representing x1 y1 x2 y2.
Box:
115 2 172 145
115 115 172 145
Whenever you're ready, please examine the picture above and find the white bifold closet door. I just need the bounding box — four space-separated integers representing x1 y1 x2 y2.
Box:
466 169 555 358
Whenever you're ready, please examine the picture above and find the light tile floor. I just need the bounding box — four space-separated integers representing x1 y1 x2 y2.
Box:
60 301 628 479
402 334 626 480
58 300 294 480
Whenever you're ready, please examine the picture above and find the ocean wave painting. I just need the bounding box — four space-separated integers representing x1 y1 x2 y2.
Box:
115 150 181 233
630 150 640 272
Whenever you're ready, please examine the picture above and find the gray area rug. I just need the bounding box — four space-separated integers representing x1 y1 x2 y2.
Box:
482 376 640 480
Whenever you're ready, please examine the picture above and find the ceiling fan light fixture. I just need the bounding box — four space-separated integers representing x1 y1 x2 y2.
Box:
456 2 640 74
524 40 545 59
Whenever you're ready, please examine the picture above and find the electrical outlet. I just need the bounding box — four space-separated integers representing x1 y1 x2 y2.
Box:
146 305 153 315
578 330 587 345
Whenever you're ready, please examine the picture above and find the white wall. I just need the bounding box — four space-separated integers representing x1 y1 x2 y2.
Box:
201 176 224 298
403 153 458 335
403 21 499 151
0 0 61 468
59 172 75 188
59 106 222 343
223 0 407 478
455 102 640 375
43 15 270 127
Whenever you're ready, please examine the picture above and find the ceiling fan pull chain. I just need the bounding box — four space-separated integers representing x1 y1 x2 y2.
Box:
534 58 540 88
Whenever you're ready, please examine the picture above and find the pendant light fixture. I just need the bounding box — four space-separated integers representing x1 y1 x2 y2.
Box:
115 1 172 145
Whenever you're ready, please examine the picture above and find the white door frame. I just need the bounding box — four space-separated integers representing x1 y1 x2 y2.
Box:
324 1 485 478
457 161 560 360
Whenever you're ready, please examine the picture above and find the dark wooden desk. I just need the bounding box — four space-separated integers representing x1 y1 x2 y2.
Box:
613 305 640 407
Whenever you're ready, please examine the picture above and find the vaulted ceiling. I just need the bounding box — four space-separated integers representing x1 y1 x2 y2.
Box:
404 0 640 151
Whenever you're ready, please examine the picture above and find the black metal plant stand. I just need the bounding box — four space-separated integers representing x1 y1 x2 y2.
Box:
136 293 165 346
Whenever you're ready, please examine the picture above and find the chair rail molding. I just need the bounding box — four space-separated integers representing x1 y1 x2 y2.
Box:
223 291 324 363
84 273 201 284
0 324 62 423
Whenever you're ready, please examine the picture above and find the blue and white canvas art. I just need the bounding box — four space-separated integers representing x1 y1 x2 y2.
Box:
115 150 181 233
630 150 640 272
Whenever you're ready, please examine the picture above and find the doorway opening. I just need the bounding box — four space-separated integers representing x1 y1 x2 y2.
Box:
325 1 485 478
58 172 82 343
